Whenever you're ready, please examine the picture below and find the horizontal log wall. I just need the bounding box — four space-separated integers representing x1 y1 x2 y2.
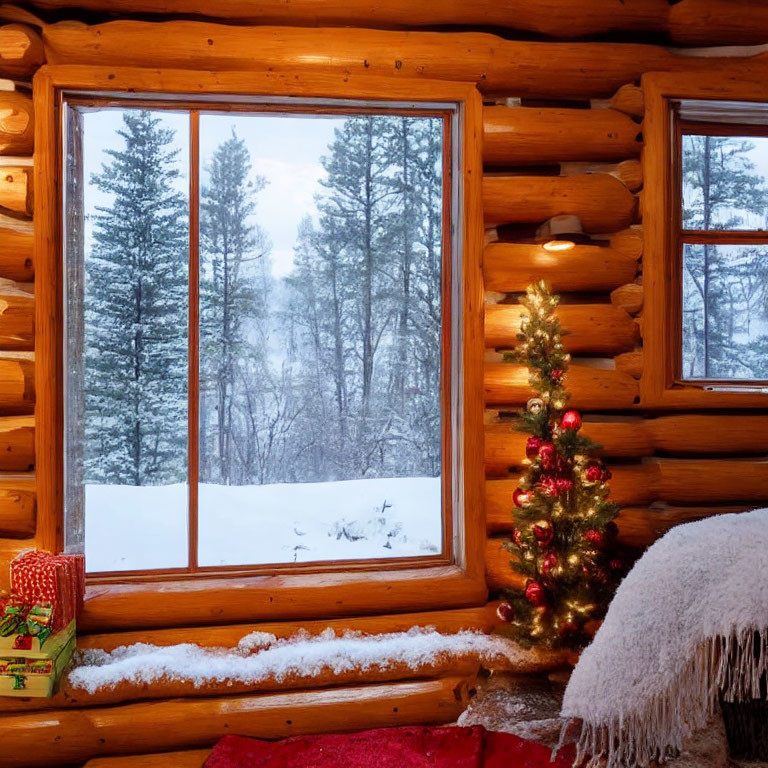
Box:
21 1 768 46
0 87 34 155
0 25 40 604
0 676 476 767
36 22 768 99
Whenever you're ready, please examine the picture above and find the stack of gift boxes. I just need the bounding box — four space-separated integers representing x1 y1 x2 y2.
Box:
0 551 84 697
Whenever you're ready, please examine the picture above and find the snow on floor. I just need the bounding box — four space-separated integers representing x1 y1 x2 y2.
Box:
85 476 442 572
68 627 517 694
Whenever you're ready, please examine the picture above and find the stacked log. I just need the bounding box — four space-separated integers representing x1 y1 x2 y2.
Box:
0 86 34 155
483 106 642 166
0 25 44 78
0 26 39 587
22 1 768 47
485 303 639 355
0 469 35 537
38 21 768 99
0 224 34 281
0 676 476 767
483 174 638 231
484 362 639 409
0 165 32 216
484 229 641 294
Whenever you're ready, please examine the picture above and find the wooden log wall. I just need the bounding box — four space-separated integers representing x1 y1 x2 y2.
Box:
22 1 768 46
2 7 768 766
0 32 36 585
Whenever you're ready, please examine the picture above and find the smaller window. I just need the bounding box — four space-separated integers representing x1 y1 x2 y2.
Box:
676 101 768 386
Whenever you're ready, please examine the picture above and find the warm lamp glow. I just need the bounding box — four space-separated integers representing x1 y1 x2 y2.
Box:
535 215 586 250
542 239 575 252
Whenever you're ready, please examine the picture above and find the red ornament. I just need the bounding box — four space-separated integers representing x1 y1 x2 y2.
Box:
585 529 605 548
559 621 578 636
512 528 524 547
609 558 623 572
496 602 515 623
555 477 574 492
525 437 543 459
513 488 531 507
585 463 604 484
538 442 557 470
550 369 564 382
532 520 554 547
537 476 558 496
561 410 582 431
525 580 547 607
542 553 558 575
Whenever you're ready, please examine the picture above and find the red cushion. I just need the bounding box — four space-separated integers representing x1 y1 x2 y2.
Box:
205 726 485 767
484 731 576 768
205 725 576 768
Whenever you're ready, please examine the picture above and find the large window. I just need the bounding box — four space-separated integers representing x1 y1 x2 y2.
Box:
62 99 453 577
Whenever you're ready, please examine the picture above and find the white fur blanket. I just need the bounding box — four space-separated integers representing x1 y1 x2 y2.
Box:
561 507 768 767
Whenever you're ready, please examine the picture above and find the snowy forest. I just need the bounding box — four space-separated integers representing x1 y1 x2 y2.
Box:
682 134 768 380
72 107 445 567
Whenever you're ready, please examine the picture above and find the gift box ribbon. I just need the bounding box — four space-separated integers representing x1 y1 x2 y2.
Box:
0 603 54 648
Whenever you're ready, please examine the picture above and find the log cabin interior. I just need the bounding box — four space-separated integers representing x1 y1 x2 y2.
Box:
1 2 768 767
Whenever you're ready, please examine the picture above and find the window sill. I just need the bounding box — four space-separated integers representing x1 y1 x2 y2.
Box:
640 380 768 409
80 564 488 633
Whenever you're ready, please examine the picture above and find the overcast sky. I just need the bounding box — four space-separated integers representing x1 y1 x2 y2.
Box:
81 108 342 278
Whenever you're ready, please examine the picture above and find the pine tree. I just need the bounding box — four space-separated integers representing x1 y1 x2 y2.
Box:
199 128 270 484
496 282 623 649
313 115 396 477
84 110 188 485
279 114 444 483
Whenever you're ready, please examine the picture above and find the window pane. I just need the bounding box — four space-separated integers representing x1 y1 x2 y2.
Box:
682 134 768 230
197 112 445 566
65 107 190 572
682 242 768 380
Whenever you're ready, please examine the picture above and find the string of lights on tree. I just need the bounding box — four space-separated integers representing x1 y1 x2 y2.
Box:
495 281 624 649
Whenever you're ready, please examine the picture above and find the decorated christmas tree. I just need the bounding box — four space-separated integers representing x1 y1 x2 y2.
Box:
496 281 623 649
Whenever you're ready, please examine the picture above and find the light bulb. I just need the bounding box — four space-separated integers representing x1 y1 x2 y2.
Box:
543 240 575 252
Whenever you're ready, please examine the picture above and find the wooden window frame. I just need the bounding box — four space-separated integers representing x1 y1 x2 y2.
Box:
34 66 487 632
62 97 455 582
642 71 768 409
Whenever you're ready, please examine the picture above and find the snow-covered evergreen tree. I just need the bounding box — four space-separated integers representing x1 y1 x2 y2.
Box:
83 110 188 485
199 128 271 485
283 115 443 482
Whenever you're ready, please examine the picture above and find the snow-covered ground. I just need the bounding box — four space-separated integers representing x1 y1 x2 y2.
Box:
85 476 442 573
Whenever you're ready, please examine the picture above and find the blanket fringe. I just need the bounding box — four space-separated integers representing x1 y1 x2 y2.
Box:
560 625 768 768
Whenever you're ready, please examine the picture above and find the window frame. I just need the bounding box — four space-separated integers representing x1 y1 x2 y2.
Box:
34 66 487 631
62 97 455 582
642 71 768 409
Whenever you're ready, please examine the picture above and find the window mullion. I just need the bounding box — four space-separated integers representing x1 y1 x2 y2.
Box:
188 109 200 573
